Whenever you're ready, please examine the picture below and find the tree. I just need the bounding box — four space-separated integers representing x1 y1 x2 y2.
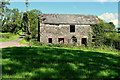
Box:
24 0 42 47
117 27 120 33
28 9 42 39
91 22 105 46
25 0 32 47
22 12 28 32
0 0 10 20
2 8 23 33
11 9 22 33
0 0 10 31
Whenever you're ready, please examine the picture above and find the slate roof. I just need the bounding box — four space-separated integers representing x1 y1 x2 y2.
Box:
39 14 100 25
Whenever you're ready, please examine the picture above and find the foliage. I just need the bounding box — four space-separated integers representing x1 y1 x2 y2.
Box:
2 46 120 79
88 30 92 47
29 9 41 39
19 38 74 48
1 8 23 33
96 16 115 30
24 34 30 41
1 0 10 12
48 43 73 48
104 32 120 50
90 19 116 46
90 19 120 50
22 12 28 32
22 9 42 39
32 40 45 46
18 38 44 46
116 27 120 33
1 3 41 38
90 22 105 46
0 0 10 20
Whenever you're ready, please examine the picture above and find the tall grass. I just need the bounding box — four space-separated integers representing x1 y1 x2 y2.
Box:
18 38 119 56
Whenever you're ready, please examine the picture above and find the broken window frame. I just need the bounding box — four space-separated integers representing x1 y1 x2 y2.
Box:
58 38 64 44
70 25 75 32
48 38 52 43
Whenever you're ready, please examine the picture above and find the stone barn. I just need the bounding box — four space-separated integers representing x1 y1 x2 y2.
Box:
38 14 99 46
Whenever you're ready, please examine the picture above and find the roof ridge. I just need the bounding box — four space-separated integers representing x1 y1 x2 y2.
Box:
39 13 99 25
40 14 95 16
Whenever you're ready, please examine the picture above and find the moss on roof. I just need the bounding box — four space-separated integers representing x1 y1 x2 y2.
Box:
39 14 100 25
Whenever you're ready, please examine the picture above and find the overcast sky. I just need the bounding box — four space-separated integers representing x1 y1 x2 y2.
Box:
7 0 119 27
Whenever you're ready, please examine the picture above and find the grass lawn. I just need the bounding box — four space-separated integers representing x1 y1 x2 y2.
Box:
18 38 30 45
2 46 120 79
0 31 22 42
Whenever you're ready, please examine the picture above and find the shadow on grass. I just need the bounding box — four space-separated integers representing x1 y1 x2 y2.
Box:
2 47 120 79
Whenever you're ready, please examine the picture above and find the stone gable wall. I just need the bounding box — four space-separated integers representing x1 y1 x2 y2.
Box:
39 23 91 45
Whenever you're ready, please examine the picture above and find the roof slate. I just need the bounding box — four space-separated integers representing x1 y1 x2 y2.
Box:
39 14 100 25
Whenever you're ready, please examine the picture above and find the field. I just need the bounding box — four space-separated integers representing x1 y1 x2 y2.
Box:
0 31 22 42
2 46 120 79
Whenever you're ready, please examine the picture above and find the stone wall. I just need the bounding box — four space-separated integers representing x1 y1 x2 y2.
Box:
39 23 91 45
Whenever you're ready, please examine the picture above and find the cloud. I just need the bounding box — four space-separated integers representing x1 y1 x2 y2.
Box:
97 0 107 2
111 19 118 26
99 13 118 26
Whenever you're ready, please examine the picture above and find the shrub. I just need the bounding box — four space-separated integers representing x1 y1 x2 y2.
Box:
47 44 54 47
47 43 73 48
81 44 86 48
2 33 13 39
32 40 44 46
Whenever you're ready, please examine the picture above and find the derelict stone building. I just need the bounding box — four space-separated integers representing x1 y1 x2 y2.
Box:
38 14 99 46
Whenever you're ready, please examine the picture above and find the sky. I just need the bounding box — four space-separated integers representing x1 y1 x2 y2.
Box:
7 0 119 27
8 0 119 2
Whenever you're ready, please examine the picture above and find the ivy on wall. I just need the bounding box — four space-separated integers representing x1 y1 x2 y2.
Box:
88 29 92 47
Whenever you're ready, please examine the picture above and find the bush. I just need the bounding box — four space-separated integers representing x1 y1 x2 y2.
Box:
2 33 12 39
81 44 86 48
53 44 65 47
47 44 54 47
103 32 120 50
32 40 44 46
16 30 22 35
47 43 73 48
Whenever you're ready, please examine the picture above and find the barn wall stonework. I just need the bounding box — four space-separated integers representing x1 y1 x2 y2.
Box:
39 23 91 45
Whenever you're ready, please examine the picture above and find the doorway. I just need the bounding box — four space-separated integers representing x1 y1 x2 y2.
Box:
72 36 77 43
71 36 77 46
82 38 87 46
48 38 52 43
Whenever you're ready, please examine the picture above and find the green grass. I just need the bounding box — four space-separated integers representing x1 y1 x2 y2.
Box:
0 33 10 35
2 46 120 79
18 38 30 45
18 38 119 55
0 31 22 42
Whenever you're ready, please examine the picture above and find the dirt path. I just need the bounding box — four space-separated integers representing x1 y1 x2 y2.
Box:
0 32 29 48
